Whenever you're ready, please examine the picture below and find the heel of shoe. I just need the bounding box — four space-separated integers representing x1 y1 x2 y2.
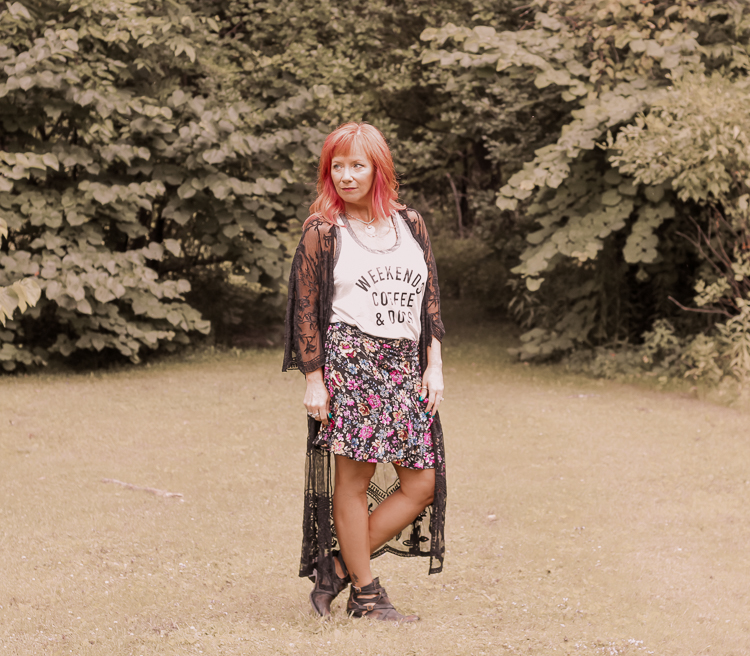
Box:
309 551 350 617
346 577 419 623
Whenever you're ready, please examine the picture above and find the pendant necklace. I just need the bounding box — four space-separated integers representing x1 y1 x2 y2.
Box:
345 212 382 237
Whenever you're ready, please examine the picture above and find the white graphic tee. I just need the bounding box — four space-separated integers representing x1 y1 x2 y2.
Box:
329 213 427 341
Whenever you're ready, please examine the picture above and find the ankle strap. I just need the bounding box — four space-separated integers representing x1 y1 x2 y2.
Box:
352 577 380 593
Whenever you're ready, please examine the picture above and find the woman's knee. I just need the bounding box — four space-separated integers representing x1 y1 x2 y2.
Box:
415 488 434 508
419 480 435 507
335 476 371 498
400 470 435 507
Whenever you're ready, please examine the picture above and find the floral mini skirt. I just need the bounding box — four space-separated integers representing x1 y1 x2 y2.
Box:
314 322 435 469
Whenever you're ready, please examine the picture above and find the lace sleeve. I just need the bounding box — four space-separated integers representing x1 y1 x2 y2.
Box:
282 218 335 374
405 209 445 343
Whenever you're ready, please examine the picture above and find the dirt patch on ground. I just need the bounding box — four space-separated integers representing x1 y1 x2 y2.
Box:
1 324 748 655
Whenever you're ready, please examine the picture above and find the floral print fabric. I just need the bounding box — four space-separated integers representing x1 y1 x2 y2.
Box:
314 322 436 470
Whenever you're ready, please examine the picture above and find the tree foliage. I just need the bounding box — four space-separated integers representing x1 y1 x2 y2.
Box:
1 0 526 370
0 216 41 332
422 0 750 369
0 0 312 368
3 0 750 382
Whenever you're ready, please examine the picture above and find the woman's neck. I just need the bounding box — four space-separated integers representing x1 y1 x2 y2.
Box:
344 202 374 222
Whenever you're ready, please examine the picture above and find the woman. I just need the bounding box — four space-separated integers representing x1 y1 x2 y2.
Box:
283 122 446 622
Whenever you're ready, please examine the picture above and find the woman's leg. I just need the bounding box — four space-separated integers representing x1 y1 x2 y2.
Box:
333 455 376 588
368 464 435 553
334 459 434 583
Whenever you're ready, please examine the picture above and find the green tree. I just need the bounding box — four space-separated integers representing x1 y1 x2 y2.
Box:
422 0 750 363
1 0 531 370
215 0 532 306
0 0 309 367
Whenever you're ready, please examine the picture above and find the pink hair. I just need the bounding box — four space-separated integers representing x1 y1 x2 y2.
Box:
307 122 405 226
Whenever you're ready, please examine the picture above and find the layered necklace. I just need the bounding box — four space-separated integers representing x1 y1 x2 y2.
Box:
345 212 391 238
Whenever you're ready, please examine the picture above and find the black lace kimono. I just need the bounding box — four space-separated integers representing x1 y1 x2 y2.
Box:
283 209 446 584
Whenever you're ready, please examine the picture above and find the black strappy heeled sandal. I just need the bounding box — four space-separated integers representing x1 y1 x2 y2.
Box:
346 577 419 622
310 551 351 617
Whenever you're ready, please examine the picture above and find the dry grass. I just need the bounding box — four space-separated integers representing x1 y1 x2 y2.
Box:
1 319 749 656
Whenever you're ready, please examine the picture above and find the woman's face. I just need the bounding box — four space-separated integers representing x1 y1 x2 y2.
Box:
331 149 375 207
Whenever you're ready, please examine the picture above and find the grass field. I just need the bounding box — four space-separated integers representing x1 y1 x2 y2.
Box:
1 319 749 655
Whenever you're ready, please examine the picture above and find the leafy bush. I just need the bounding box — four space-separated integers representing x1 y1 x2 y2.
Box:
3 0 748 385
567 308 750 388
0 0 536 371
422 0 750 374
0 0 318 369
0 217 42 370
716 300 750 384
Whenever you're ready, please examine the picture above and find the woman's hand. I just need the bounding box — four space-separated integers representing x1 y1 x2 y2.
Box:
421 337 444 416
421 363 444 417
304 368 330 427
